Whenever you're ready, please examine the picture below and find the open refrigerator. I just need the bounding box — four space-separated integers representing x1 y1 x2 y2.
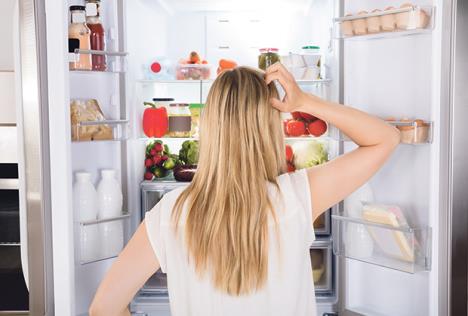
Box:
18 0 455 315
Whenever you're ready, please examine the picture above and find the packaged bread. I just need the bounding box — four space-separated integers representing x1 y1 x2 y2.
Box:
367 9 382 33
341 13 354 37
381 6 397 31
352 11 368 35
70 99 113 141
396 3 429 30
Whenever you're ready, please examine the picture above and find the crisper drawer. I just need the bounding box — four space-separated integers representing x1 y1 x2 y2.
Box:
310 240 333 294
140 181 189 219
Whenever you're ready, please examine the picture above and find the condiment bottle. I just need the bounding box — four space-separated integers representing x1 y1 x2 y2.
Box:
68 5 92 71
85 0 107 71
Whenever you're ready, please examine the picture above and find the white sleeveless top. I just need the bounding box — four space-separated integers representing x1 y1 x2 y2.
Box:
145 169 317 316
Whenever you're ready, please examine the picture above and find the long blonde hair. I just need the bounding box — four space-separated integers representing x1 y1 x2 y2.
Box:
172 67 286 295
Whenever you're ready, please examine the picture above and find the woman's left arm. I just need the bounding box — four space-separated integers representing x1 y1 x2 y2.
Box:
89 221 159 316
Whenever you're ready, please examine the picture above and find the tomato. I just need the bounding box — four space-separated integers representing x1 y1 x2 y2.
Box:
285 145 293 162
287 162 296 173
286 120 306 137
291 112 302 120
308 119 327 137
300 112 318 122
283 119 291 135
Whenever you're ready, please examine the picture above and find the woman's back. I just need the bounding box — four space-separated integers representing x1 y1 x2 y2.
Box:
145 169 317 316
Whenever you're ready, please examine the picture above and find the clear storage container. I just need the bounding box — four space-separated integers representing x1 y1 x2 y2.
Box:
168 103 192 138
310 240 333 293
175 64 211 80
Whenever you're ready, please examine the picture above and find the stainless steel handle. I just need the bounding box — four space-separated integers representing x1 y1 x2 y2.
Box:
0 178 19 190
18 0 54 314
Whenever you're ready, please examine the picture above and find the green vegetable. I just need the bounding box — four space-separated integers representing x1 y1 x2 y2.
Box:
179 140 199 165
163 157 176 170
292 141 328 169
152 166 168 178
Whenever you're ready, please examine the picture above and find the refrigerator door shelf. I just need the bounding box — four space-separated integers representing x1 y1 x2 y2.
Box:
334 6 435 40
72 119 129 142
68 49 128 73
332 215 432 274
310 239 333 294
79 213 130 265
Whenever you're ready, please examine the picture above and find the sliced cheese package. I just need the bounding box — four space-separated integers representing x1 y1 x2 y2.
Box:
362 203 415 262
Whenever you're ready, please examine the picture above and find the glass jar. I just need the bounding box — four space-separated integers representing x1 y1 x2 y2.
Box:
69 5 92 70
85 0 106 71
168 103 191 137
189 103 204 137
302 45 322 79
258 48 280 70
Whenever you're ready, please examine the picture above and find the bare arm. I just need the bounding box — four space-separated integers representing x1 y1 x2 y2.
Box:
266 63 400 220
89 222 159 316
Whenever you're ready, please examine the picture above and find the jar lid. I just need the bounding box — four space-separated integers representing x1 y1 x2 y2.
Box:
189 103 204 109
70 5 86 11
152 98 175 102
259 48 279 53
169 103 189 107
302 45 320 50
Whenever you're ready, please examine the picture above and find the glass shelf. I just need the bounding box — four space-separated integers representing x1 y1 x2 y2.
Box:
72 119 129 142
79 213 130 265
332 214 432 273
137 78 332 85
334 6 434 40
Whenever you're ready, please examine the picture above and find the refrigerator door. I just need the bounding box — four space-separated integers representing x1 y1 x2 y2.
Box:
442 0 468 314
15 0 54 314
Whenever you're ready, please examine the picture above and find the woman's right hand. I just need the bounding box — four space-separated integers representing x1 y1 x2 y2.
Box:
265 62 312 113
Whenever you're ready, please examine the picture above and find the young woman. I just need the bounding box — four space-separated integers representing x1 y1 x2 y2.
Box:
89 64 400 316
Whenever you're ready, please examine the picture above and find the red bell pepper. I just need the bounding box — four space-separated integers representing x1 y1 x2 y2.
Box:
142 102 168 138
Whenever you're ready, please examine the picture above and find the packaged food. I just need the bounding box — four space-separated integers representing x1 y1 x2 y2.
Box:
258 48 280 71
176 64 211 80
352 11 368 35
167 103 191 137
396 3 429 30
367 9 382 33
310 249 324 283
341 14 355 37
70 99 113 141
381 7 397 31
396 119 430 144
85 0 106 71
189 103 204 137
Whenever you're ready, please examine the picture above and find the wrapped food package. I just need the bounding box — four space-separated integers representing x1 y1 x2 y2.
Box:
381 7 397 31
71 99 113 141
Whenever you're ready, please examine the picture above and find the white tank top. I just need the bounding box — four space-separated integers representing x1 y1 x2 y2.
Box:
145 169 317 316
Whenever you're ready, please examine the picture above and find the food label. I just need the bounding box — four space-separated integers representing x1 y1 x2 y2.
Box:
169 116 191 132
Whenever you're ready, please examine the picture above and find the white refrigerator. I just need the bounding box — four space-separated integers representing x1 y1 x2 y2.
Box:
12 0 466 315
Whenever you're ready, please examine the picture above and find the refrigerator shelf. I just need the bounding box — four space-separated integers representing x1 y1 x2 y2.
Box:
332 215 432 273
137 78 332 85
334 6 434 40
72 119 129 142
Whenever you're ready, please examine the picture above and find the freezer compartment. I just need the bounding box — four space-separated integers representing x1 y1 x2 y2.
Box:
79 214 130 264
334 6 434 40
310 240 333 294
68 49 128 73
332 215 431 273
72 119 129 142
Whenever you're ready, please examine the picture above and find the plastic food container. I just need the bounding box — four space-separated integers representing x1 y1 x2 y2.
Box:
176 64 211 80
189 103 204 138
281 53 306 68
310 241 333 292
301 46 321 68
258 48 280 70
396 119 430 144
167 103 191 137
